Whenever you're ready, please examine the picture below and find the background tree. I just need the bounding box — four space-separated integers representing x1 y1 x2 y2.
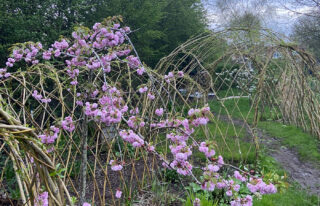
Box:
0 0 207 67
288 0 320 59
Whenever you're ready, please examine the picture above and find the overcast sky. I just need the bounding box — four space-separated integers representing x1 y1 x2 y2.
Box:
204 0 315 35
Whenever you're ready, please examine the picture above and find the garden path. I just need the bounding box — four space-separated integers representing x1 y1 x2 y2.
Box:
216 114 320 196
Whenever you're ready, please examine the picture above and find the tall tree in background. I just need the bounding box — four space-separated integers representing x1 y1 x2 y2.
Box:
229 12 262 43
293 15 320 58
0 0 206 67
206 0 274 28
289 0 320 58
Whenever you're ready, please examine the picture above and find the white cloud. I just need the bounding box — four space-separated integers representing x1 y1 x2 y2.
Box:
204 0 315 35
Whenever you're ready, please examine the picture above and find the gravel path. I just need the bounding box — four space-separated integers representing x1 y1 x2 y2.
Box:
216 114 320 196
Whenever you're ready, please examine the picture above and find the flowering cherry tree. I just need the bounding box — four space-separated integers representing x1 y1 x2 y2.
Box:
0 16 278 206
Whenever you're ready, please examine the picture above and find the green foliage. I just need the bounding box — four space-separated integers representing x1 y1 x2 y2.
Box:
293 14 320 60
193 120 256 164
255 154 318 206
258 122 320 164
253 186 319 206
49 163 67 178
162 168 180 183
209 89 320 165
184 191 218 206
0 0 206 67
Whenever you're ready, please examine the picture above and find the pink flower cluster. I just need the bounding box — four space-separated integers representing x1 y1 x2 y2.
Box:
32 90 51 103
199 142 216 158
247 178 277 194
61 116 75 132
91 22 126 48
231 195 253 206
164 72 174 83
155 107 211 176
138 86 148 93
147 92 155 100
34 191 48 206
109 160 123 171
13 42 42 64
0 68 10 79
188 107 210 126
201 156 225 191
128 116 145 130
119 130 144 148
3 20 146 86
225 180 241 196
164 71 184 83
0 42 43 79
84 86 127 126
127 55 145 75
6 58 15 67
169 140 193 176
115 189 122 199
193 198 200 206
155 108 164 116
234 171 247 182
38 126 60 144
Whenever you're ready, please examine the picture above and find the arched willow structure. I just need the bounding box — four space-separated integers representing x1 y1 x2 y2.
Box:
0 30 207 205
0 27 318 205
156 28 320 140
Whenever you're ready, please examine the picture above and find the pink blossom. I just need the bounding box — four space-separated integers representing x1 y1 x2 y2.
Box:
137 67 145 75
115 189 122 199
155 108 164 116
127 55 140 68
217 181 227 189
109 160 123 171
147 145 155 152
199 142 215 158
83 203 91 206
226 190 233 196
61 116 75 132
217 155 224 166
38 126 59 144
234 171 246 182
231 195 253 206
207 164 220 172
138 86 148 93
178 71 184 78
193 198 200 206
119 130 144 147
201 181 215 191
170 160 192 176
247 178 277 194
147 92 155 100
35 191 48 206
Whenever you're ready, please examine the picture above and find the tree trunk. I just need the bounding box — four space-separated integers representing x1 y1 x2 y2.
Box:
79 114 88 205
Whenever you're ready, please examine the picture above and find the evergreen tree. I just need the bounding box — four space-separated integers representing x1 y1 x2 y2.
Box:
0 0 207 67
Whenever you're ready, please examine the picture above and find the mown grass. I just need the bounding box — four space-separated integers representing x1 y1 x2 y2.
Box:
208 89 320 205
209 91 320 165
155 119 256 166
193 120 256 165
258 122 320 163
157 89 319 205
253 187 319 206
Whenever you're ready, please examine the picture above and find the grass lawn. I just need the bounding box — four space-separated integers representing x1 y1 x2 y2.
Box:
209 91 320 165
156 89 319 205
207 89 320 205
